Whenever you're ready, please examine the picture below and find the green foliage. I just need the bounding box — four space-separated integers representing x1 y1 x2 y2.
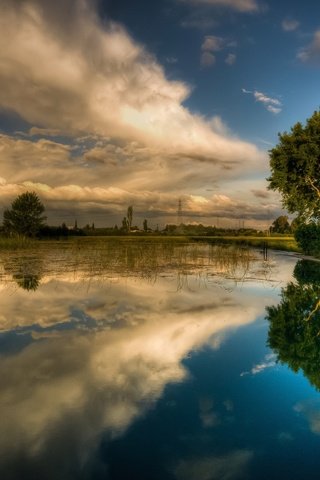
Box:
294 222 320 256
271 215 291 234
268 110 320 220
3 191 46 237
267 260 320 390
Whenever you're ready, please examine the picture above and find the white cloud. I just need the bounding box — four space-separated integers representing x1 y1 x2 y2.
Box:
297 30 320 63
240 353 277 376
178 0 259 12
0 1 274 226
0 1 262 167
242 88 282 114
282 18 299 32
267 105 282 114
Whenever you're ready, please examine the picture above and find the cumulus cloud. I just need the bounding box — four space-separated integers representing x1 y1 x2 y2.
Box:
0 1 262 164
0 0 270 226
177 0 259 12
297 30 320 63
0 123 273 227
282 18 299 32
242 88 282 114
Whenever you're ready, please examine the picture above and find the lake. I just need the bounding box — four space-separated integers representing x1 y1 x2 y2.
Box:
0 238 320 480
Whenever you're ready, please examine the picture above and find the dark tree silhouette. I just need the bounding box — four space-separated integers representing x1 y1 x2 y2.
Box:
3 191 46 237
127 206 133 231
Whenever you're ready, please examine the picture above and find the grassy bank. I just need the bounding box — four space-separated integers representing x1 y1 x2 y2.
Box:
192 235 300 253
0 234 300 254
0 236 38 250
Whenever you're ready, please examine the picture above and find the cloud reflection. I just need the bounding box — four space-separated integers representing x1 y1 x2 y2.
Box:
0 248 296 476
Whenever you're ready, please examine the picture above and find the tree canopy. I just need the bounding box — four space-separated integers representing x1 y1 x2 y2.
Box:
271 215 291 234
3 191 46 237
267 260 320 390
268 110 320 221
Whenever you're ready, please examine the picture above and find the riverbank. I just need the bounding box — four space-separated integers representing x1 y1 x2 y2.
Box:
192 235 300 253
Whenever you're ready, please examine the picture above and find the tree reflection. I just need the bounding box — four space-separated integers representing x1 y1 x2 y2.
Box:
267 260 320 389
4 254 43 291
13 271 41 291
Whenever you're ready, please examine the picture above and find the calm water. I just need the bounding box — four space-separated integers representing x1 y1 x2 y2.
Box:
0 238 320 480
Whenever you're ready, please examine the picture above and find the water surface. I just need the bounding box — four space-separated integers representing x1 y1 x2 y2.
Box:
0 239 319 479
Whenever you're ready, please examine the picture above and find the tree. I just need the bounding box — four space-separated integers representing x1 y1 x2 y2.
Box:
294 222 320 256
3 191 46 237
271 215 291 234
127 206 133 231
268 110 320 221
121 216 128 232
143 219 148 232
267 260 320 390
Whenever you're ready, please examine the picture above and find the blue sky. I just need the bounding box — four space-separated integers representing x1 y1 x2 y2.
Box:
0 0 319 228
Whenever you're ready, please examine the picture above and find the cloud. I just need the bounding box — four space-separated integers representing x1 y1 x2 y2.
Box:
0 270 263 473
177 0 259 13
202 35 224 52
174 450 253 480
201 51 216 67
251 188 270 199
199 397 220 428
282 18 299 32
297 30 320 63
242 88 282 114
0 0 271 227
200 36 223 67
0 0 262 164
240 353 277 377
225 53 236 65
294 399 320 435
201 35 236 68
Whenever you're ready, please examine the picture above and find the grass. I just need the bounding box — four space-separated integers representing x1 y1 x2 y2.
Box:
192 235 300 253
0 236 37 250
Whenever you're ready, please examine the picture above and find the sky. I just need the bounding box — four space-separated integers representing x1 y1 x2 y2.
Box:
1 0 320 229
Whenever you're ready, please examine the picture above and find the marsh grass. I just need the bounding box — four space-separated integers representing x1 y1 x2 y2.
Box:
0 236 265 289
0 236 37 250
195 235 300 253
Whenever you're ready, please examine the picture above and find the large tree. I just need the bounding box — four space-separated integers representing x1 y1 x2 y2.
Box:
268 110 320 221
3 191 46 237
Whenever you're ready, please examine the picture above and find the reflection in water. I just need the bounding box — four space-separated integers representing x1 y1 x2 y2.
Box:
0 240 305 479
267 260 320 390
0 238 263 289
2 252 43 291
